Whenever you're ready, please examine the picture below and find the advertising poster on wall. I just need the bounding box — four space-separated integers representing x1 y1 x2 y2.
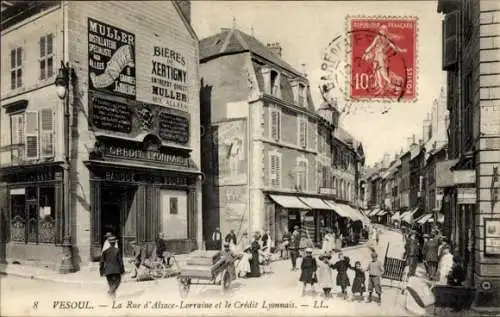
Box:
150 45 190 112
212 119 247 185
219 186 248 237
88 18 136 98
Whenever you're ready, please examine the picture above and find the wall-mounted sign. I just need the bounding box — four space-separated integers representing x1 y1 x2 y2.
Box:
88 18 136 98
212 119 247 186
453 170 476 185
151 46 189 112
102 170 188 186
457 187 476 205
484 218 500 256
101 145 195 169
89 93 190 145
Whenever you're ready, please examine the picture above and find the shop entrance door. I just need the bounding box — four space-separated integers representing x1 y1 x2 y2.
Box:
100 186 126 251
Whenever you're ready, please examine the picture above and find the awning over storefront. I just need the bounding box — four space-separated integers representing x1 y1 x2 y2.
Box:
368 209 380 216
324 200 351 218
299 197 332 210
416 214 433 224
343 205 365 222
269 195 311 209
391 212 401 221
401 208 419 223
428 213 445 223
375 210 387 216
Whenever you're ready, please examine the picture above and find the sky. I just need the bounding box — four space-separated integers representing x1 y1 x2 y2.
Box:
191 0 447 166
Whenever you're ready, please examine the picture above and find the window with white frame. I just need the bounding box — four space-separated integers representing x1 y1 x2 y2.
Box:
10 47 23 90
10 113 25 162
298 116 307 148
296 159 307 191
39 34 54 80
270 107 281 141
269 152 282 188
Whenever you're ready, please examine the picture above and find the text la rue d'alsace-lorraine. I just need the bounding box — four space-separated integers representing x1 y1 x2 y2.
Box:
151 46 189 112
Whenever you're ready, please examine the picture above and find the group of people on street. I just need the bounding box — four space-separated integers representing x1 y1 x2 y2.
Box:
299 247 385 304
403 227 466 286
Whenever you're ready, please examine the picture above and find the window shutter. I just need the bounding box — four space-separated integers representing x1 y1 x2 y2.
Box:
299 118 307 148
25 111 39 159
443 11 459 70
271 110 280 141
275 155 281 188
40 108 54 157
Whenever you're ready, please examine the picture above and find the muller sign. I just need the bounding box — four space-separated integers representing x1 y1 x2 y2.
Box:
88 18 136 98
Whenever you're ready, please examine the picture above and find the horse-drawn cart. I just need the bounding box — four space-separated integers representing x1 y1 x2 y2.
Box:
177 250 236 298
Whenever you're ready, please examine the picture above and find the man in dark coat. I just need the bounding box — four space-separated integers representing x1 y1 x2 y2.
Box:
225 229 237 246
289 225 301 271
100 236 125 299
211 227 222 250
423 233 440 280
404 231 420 276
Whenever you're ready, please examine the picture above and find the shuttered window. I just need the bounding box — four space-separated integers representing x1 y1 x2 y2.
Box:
299 116 307 148
10 114 24 145
40 108 55 157
296 160 307 191
270 153 281 188
39 34 54 80
270 109 281 141
10 47 23 90
25 111 39 159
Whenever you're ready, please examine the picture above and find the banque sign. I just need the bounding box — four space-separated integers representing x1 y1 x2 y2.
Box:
102 145 194 168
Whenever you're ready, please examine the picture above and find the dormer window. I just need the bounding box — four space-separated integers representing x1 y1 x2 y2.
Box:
270 70 279 96
298 83 306 107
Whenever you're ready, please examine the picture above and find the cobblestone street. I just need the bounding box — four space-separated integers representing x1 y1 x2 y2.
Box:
1 229 411 316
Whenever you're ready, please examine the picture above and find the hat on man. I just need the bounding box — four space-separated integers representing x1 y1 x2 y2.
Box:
108 235 117 242
305 248 313 253
105 232 113 238
294 225 299 229
371 252 378 259
223 242 230 248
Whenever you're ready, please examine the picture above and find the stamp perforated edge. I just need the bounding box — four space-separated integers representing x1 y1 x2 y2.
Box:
344 15 420 104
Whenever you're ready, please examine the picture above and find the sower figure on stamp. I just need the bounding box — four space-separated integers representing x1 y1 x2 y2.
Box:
100 235 125 299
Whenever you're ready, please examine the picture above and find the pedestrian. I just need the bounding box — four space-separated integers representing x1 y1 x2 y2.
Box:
366 252 384 304
235 232 251 278
99 235 125 299
102 232 119 253
211 227 222 250
375 228 380 245
329 252 351 299
423 232 439 280
130 240 144 278
281 230 291 259
321 228 335 253
299 248 318 296
261 230 269 249
317 251 334 298
225 229 237 249
289 225 301 271
221 242 239 280
349 260 366 301
436 246 454 285
247 232 261 278
155 232 169 266
403 231 419 277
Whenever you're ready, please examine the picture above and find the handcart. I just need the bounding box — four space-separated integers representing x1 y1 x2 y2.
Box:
177 250 235 298
381 243 409 302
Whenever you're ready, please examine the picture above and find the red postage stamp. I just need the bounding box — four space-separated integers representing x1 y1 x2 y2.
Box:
347 16 418 102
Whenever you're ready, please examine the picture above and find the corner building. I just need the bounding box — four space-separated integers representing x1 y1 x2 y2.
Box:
0 1 202 270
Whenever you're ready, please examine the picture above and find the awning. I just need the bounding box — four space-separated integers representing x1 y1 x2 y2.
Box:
299 197 331 210
391 212 401 221
344 205 364 222
401 208 419 222
324 200 351 218
369 209 380 216
428 213 445 223
416 214 433 224
377 210 387 216
269 195 311 209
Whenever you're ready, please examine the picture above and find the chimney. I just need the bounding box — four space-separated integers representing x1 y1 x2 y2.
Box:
407 137 412 148
267 42 282 57
383 153 391 168
175 0 191 23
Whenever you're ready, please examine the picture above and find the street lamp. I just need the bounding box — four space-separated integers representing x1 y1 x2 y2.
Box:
55 61 74 273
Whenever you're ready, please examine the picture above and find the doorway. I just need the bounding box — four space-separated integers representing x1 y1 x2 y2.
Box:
100 186 126 251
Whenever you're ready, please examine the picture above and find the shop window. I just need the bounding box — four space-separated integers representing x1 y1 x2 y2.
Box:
39 33 54 80
10 47 23 90
9 186 56 244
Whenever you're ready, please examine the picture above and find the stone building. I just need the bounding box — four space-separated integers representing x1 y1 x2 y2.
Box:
438 0 500 308
0 1 202 271
199 27 366 246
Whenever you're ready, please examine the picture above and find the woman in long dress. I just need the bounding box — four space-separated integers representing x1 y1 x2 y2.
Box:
436 247 454 285
235 232 251 278
247 233 261 278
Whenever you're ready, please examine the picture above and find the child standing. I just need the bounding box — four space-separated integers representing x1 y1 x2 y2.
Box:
299 248 318 296
366 252 384 304
329 252 351 299
317 251 334 298
349 261 366 301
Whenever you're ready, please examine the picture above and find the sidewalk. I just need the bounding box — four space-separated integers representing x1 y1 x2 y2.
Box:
0 242 368 285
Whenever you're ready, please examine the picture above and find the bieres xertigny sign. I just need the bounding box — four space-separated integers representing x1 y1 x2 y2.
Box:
151 46 190 112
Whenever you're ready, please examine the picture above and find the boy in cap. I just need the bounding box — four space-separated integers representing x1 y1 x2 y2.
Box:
366 252 384 303
100 235 125 299
299 248 317 296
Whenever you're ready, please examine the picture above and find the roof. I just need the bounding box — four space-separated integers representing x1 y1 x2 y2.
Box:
199 28 304 77
334 127 354 145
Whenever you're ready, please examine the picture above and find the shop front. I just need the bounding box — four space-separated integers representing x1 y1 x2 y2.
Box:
0 164 65 267
267 194 311 245
85 138 201 260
